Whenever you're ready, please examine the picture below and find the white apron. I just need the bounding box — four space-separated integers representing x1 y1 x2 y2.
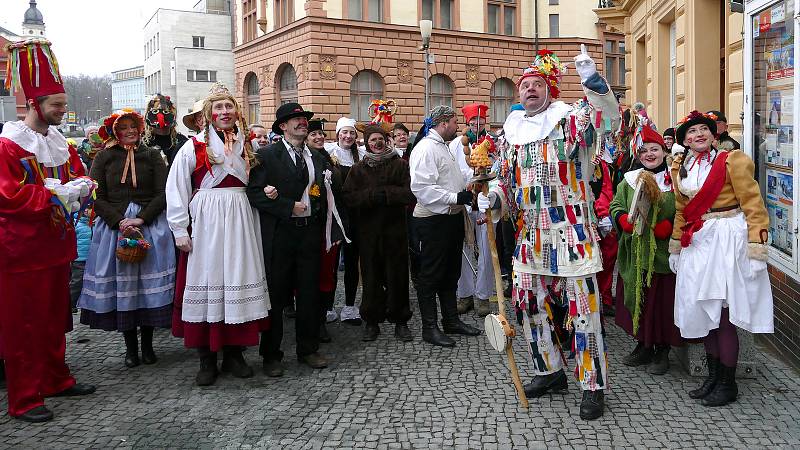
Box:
674 212 773 338
182 187 271 324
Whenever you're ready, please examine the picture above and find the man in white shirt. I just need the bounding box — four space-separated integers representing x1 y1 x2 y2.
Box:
409 105 482 347
448 103 495 317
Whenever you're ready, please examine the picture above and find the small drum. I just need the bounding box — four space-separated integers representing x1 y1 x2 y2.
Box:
484 313 515 353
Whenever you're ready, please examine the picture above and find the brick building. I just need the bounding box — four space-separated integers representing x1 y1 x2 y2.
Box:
232 0 625 131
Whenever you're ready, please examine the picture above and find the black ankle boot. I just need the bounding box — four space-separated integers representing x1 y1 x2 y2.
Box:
647 345 670 375
196 347 218 386
523 370 568 398
140 326 157 365
220 346 254 378
418 294 455 347
440 290 481 336
622 342 653 367
701 363 738 406
122 330 140 368
579 390 605 420
689 354 720 399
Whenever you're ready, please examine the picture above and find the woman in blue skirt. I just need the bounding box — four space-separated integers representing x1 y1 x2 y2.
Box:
78 109 176 368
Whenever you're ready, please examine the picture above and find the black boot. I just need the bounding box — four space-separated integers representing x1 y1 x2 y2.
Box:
523 370 568 398
16 405 54 423
140 326 157 365
701 363 738 406
418 294 455 347
195 347 218 386
622 342 653 367
394 323 413 342
362 323 380 342
647 345 670 375
579 390 605 420
689 354 720 399
122 330 140 368
220 346 254 378
440 290 481 336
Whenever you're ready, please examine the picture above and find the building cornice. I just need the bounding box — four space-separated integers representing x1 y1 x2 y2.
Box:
233 16 602 54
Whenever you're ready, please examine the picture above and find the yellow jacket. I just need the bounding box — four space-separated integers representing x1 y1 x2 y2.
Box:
669 149 769 261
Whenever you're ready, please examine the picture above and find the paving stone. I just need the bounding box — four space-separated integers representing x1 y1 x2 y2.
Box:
0 283 798 447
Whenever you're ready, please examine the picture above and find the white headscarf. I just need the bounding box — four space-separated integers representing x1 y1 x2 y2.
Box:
335 117 356 135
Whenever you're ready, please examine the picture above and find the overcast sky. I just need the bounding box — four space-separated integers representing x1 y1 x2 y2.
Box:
1 0 198 76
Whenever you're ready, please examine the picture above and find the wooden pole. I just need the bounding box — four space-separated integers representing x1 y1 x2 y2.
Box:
480 183 529 409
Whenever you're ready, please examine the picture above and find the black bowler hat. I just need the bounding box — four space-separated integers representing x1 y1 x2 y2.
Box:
707 110 727 123
272 102 314 135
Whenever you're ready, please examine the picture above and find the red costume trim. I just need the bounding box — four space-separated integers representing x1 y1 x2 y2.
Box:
679 151 730 248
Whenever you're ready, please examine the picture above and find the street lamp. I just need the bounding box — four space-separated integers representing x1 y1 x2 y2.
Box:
419 19 432 116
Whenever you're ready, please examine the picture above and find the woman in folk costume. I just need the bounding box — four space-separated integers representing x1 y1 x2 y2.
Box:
324 118 367 325
166 83 270 386
78 109 176 368
306 118 349 342
0 38 95 422
343 111 416 342
669 110 773 407
485 47 619 420
609 126 683 375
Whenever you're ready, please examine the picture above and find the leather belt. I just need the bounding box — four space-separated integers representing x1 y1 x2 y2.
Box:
709 204 739 213
287 216 314 227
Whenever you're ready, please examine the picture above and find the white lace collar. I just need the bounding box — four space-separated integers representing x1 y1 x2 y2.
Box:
624 168 672 192
502 101 572 145
0 120 70 167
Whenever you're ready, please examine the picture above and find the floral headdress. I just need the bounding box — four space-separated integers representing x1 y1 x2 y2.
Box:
517 49 566 99
675 110 719 146
99 108 145 148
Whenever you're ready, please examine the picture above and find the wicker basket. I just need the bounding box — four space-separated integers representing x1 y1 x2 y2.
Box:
116 228 149 263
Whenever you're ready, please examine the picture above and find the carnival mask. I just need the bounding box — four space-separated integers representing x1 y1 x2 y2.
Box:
145 94 177 130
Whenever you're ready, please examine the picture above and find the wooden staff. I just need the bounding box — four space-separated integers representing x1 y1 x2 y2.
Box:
477 182 529 409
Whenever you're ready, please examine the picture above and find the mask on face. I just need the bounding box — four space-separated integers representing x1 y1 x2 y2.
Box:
145 95 177 130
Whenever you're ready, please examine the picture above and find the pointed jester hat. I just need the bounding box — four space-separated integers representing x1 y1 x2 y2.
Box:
4 38 64 121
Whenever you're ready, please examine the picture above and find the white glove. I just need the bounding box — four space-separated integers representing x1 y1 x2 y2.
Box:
477 192 491 212
749 259 767 275
65 179 92 198
574 44 597 82
669 254 680 274
598 216 613 237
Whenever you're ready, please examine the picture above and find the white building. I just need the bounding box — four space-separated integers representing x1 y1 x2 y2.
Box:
143 1 234 134
111 66 146 115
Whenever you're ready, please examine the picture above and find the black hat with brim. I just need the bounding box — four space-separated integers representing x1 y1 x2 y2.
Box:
676 111 718 147
272 102 314 135
308 118 327 134
707 110 727 123
663 127 675 138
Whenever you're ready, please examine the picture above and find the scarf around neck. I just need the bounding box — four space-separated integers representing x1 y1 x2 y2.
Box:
363 148 397 167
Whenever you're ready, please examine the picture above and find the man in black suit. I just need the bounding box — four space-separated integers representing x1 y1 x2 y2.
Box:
247 103 330 376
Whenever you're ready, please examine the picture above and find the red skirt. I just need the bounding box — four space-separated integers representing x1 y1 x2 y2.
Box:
615 272 684 348
172 250 269 352
319 241 340 293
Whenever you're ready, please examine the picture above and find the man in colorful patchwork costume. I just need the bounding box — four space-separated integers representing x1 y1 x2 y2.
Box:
0 39 96 423
484 47 619 419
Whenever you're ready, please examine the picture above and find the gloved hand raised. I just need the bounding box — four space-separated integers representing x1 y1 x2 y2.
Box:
574 44 597 82
477 192 492 211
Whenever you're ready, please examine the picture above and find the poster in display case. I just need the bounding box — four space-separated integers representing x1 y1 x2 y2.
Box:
751 0 796 263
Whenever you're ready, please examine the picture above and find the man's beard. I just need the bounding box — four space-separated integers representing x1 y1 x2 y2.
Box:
45 113 62 126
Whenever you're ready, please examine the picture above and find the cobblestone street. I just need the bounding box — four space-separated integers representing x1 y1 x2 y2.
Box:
1 287 798 449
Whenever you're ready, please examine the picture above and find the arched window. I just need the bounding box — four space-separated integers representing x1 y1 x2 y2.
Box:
490 78 515 125
244 72 260 125
278 65 298 105
429 74 454 109
349 70 384 121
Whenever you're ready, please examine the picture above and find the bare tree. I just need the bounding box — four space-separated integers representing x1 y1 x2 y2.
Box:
62 75 113 125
